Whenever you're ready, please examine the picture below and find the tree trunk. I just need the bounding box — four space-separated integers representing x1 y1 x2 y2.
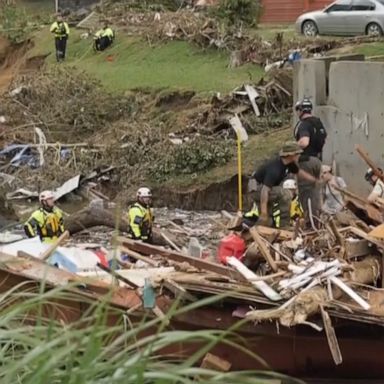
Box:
65 203 168 246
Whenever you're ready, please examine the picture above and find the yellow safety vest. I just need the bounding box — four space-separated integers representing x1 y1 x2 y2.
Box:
50 21 70 38
290 196 304 223
127 203 153 241
95 27 114 39
243 202 259 220
24 207 64 244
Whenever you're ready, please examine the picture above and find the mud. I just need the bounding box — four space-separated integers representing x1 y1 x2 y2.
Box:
0 37 45 93
153 174 253 211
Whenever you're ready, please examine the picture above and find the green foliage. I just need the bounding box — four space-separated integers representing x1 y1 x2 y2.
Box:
149 136 234 182
0 283 304 384
216 0 261 27
0 4 29 42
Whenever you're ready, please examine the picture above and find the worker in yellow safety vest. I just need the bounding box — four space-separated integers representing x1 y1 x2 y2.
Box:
24 190 65 243
50 14 70 62
128 187 154 243
94 21 115 51
282 179 304 224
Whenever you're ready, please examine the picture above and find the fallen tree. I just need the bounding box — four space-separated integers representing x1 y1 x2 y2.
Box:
65 202 169 246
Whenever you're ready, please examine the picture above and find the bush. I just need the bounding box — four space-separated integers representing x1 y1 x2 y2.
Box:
149 136 234 182
0 4 29 43
216 0 261 27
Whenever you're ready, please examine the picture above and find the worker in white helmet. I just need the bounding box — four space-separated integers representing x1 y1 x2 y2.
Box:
24 190 64 243
127 187 154 242
282 179 304 224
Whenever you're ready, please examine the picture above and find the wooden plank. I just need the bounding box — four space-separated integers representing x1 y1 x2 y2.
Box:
355 144 384 182
96 262 138 289
349 227 384 249
369 223 384 239
243 226 293 242
163 279 197 302
40 230 70 260
328 218 345 247
118 237 246 282
200 353 232 372
320 306 343 365
119 245 158 267
226 257 282 301
249 227 278 272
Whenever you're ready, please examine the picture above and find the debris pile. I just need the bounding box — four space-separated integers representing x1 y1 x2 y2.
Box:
112 208 384 365
0 66 291 194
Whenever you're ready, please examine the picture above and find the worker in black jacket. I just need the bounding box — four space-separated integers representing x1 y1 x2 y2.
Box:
50 14 70 62
250 141 320 228
294 98 327 222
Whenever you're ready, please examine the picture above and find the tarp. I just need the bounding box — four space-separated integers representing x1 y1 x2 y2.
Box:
0 237 101 273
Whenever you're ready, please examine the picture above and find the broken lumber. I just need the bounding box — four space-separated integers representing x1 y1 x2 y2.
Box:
355 145 384 182
162 279 197 302
320 306 343 365
96 262 138 289
40 230 70 261
249 227 278 272
117 237 246 282
200 353 232 372
336 187 383 225
243 226 293 242
226 256 282 301
256 256 381 327
119 246 158 267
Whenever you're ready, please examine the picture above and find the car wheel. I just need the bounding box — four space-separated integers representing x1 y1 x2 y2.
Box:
366 23 383 36
302 20 318 37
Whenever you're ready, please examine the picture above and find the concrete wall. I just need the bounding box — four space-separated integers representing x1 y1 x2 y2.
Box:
294 59 384 195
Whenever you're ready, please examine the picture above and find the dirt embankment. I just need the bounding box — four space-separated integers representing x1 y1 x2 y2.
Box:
0 37 46 93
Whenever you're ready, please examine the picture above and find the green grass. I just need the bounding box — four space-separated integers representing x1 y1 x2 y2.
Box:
353 42 384 57
30 29 264 93
0 282 303 384
256 24 297 40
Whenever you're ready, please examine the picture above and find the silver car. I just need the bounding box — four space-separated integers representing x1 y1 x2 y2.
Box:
295 0 384 36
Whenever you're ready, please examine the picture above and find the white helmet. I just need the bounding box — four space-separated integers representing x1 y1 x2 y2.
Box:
39 190 55 203
283 179 297 190
137 187 152 198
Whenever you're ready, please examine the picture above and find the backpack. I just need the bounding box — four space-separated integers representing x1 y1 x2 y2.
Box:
308 116 327 154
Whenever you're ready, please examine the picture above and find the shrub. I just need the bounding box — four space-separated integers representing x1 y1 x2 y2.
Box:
0 4 29 43
149 136 234 181
216 0 261 27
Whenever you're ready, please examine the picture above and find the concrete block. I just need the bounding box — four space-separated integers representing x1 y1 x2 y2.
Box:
316 54 365 76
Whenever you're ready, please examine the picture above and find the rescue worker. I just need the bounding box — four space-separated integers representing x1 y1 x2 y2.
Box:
282 179 304 224
128 187 154 243
250 141 320 228
50 14 70 62
24 190 64 243
294 98 327 220
365 168 384 203
94 21 115 51
321 165 346 215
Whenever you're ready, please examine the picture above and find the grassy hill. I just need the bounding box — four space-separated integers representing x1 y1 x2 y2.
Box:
30 29 264 93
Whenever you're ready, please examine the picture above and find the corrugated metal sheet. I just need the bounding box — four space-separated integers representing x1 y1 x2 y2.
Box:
260 0 332 23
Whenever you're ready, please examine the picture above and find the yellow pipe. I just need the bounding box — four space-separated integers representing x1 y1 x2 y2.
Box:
237 133 242 211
